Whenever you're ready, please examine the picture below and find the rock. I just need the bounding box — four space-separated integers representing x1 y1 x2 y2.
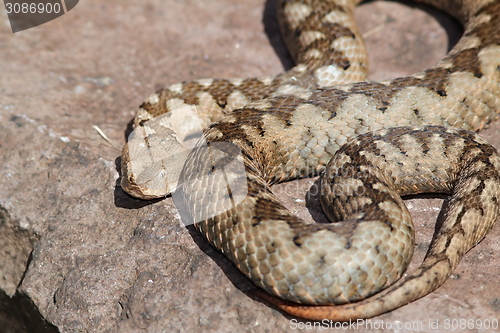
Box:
0 0 498 332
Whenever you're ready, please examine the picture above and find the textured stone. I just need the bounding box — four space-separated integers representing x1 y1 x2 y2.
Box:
0 0 498 332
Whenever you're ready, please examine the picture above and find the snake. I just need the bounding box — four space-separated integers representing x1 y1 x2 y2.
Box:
120 0 500 321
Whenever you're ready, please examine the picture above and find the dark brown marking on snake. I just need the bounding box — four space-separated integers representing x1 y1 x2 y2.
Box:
308 88 349 113
472 1 500 47
212 108 268 138
348 81 397 106
252 195 295 224
300 22 355 68
278 0 354 67
448 49 483 79
204 80 235 108
237 78 283 101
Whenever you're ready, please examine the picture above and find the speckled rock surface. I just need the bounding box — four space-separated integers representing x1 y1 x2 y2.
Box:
0 1 498 332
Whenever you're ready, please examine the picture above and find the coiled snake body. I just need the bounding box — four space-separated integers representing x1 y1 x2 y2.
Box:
121 0 500 320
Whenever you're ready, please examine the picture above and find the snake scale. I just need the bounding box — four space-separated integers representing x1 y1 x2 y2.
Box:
121 0 500 320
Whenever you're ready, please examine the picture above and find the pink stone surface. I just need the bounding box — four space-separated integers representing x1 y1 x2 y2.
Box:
0 1 498 332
